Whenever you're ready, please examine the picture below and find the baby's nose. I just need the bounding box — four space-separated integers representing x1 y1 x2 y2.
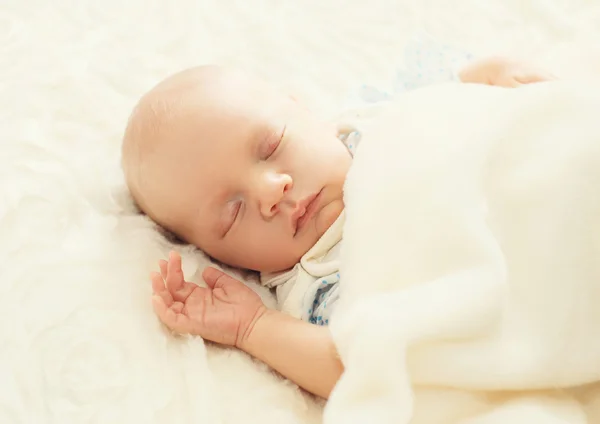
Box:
259 172 293 218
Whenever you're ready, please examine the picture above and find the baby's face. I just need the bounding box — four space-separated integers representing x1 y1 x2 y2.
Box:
127 68 352 273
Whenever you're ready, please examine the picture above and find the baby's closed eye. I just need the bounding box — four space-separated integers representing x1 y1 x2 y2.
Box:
261 125 286 160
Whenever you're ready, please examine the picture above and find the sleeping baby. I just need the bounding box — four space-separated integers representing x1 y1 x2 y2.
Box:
120 54 554 399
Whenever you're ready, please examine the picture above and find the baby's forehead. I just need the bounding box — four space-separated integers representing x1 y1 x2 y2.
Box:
139 67 289 166
171 80 287 136
137 67 259 123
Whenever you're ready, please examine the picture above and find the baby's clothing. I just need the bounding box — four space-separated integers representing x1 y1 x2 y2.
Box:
260 34 473 325
345 33 473 107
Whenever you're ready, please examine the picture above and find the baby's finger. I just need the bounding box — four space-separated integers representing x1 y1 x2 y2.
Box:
165 252 198 302
152 296 189 334
151 295 170 323
171 301 185 314
516 71 555 85
167 308 192 334
151 271 173 305
166 251 184 288
159 260 168 280
202 267 239 290
500 77 521 88
151 271 165 292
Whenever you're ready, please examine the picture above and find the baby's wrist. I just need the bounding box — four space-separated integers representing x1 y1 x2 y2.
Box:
236 306 273 351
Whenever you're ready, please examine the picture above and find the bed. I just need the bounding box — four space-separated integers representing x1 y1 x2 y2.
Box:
2 1 600 423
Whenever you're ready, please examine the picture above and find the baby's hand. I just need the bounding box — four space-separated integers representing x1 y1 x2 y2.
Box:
151 251 267 347
459 56 557 88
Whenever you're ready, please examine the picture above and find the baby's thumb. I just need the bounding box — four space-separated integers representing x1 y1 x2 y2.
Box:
517 71 556 85
202 267 236 289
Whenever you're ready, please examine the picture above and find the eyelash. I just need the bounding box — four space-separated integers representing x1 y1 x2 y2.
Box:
265 126 286 159
226 201 242 235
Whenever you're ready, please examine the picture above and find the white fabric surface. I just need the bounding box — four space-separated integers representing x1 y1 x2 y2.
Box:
326 80 600 424
3 1 600 423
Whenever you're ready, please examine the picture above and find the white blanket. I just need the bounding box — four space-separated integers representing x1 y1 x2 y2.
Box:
6 1 600 423
325 80 600 423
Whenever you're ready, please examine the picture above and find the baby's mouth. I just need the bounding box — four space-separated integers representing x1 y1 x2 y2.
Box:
292 189 323 236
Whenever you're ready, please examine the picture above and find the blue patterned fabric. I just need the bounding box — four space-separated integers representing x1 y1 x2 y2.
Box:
348 33 474 106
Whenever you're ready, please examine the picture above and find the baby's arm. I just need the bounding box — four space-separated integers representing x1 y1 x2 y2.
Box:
239 309 343 399
151 251 343 399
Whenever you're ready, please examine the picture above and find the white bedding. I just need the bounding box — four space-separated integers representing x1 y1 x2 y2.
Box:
326 80 600 424
2 1 600 423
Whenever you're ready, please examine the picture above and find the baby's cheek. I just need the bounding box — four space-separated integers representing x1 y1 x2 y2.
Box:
316 200 344 237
